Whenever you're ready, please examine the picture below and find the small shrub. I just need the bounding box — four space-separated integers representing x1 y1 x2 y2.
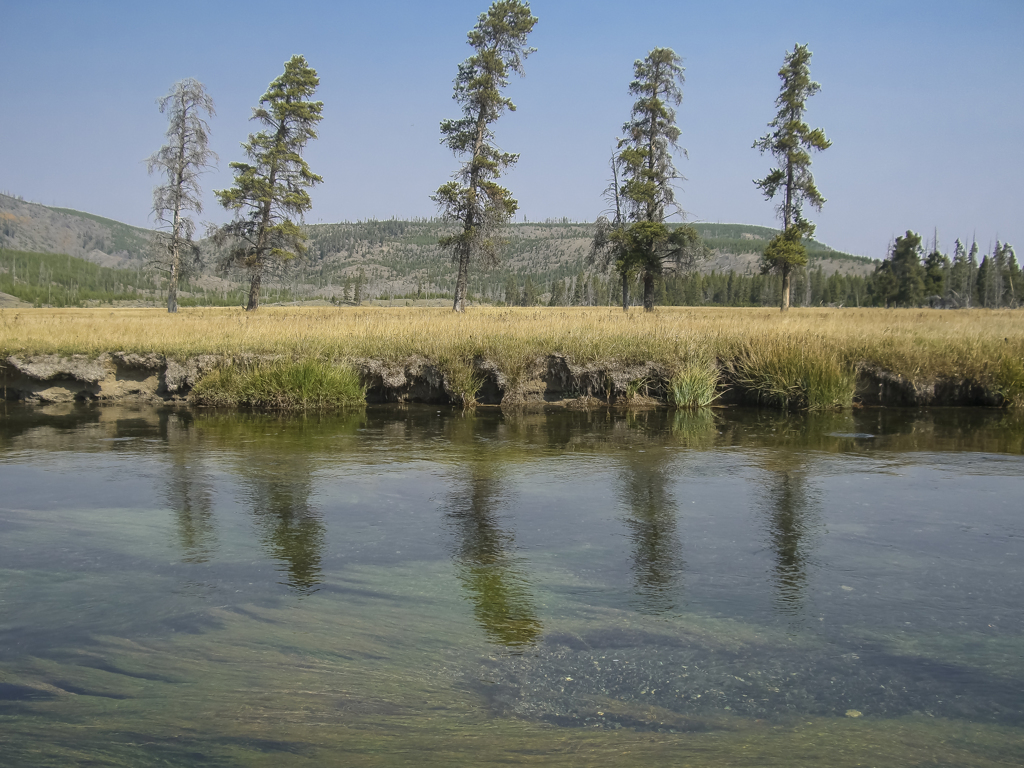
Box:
625 376 651 401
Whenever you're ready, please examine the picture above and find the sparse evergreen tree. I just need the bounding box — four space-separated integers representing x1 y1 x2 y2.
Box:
215 56 323 311
977 255 992 307
967 240 981 307
589 152 633 311
949 239 970 307
519 274 539 306
432 0 537 313
754 44 831 311
869 242 900 307
571 270 585 305
354 268 365 305
1004 245 1020 307
995 243 1007 307
987 241 1007 308
147 79 216 313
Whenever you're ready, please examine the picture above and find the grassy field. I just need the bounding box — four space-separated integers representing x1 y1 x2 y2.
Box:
2 306 1023 406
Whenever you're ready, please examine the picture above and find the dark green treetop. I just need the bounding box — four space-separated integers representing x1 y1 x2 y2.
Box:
433 0 537 313
872 230 925 307
923 241 950 299
216 55 323 311
754 44 831 311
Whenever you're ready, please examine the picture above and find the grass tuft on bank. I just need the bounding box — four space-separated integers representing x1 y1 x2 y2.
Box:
668 358 721 408
189 359 365 410
733 340 856 410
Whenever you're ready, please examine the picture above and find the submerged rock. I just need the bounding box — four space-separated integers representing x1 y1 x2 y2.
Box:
468 627 1024 730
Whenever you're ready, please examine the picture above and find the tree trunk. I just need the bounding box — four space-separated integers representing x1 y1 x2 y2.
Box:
780 264 791 312
452 109 486 315
247 271 261 311
643 271 655 312
621 272 629 312
453 246 469 313
167 260 178 313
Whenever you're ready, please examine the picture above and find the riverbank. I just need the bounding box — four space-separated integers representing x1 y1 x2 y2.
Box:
2 306 1022 408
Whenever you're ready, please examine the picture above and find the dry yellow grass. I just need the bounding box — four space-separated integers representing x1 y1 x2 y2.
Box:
2 305 1023 393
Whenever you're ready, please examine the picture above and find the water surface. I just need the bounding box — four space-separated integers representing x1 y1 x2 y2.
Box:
1 403 1022 766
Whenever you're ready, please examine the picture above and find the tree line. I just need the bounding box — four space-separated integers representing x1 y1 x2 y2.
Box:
146 1 830 314
0 249 158 307
144 1 1011 315
871 231 1018 308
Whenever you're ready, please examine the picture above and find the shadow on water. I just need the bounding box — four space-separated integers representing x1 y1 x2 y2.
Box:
443 412 542 649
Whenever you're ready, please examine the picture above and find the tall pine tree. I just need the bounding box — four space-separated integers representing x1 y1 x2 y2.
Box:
754 44 831 311
216 56 323 311
591 49 705 312
433 1 537 313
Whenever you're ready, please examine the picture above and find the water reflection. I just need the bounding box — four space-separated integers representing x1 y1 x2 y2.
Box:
617 447 685 615
161 412 216 564
197 414 337 596
246 473 323 594
762 468 818 613
444 414 542 648
670 407 719 448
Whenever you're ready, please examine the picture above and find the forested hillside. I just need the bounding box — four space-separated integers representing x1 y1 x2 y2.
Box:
2 193 880 308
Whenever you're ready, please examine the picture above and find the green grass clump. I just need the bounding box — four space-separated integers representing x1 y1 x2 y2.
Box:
668 361 721 408
996 356 1024 408
190 359 365 410
736 343 855 410
435 355 484 407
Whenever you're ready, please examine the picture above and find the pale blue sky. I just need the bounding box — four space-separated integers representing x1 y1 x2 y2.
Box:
1 0 1021 258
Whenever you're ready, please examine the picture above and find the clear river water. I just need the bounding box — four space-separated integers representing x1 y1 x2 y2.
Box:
0 403 1022 766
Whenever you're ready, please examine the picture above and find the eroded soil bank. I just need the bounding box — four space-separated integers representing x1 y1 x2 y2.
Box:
0 352 1008 408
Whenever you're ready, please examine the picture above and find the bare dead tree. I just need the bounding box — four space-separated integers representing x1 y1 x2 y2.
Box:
147 79 216 313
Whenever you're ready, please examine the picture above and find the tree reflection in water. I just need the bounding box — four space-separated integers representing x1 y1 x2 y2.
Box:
248 474 325 595
762 466 820 615
618 445 685 615
161 412 216 564
445 415 541 649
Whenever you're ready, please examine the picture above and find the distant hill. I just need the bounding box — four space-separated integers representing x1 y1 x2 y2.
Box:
0 194 152 266
1 193 876 305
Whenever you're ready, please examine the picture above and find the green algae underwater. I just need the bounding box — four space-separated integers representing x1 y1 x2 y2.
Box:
1 403 1023 766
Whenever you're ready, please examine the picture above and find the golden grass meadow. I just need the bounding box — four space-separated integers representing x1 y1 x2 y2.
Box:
2 305 1023 407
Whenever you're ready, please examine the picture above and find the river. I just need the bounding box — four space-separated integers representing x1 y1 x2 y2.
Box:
1 403 1021 766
